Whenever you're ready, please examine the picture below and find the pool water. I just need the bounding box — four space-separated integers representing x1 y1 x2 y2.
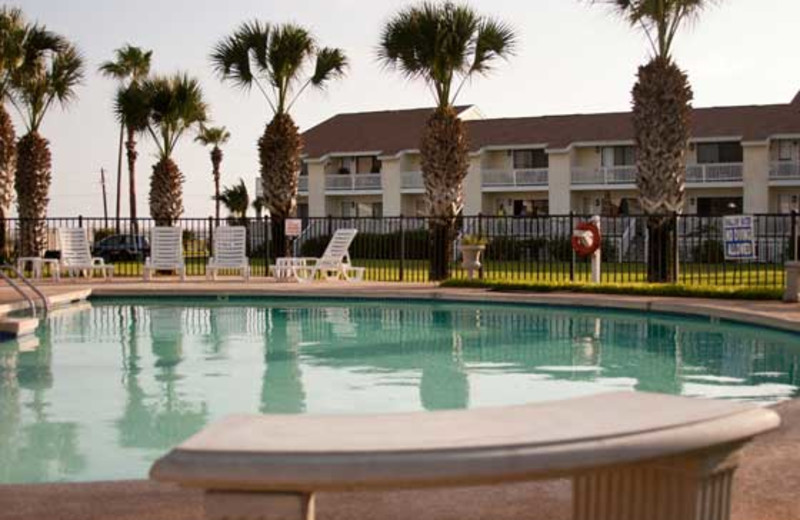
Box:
0 296 798 484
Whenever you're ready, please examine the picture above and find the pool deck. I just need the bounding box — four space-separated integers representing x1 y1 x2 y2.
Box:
0 279 799 520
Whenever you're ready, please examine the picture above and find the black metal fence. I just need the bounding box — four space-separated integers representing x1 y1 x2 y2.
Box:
1 213 797 287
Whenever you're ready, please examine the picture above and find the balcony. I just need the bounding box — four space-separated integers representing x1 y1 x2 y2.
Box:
298 176 309 193
325 173 382 192
685 163 743 183
770 162 800 180
482 168 548 189
571 166 637 185
401 171 424 192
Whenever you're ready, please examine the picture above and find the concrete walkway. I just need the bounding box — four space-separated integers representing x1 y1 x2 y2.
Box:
0 280 798 519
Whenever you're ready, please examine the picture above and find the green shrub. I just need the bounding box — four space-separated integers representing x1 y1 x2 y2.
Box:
92 227 116 243
691 239 724 263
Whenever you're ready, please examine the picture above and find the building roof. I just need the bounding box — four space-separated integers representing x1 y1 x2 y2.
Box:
301 92 800 159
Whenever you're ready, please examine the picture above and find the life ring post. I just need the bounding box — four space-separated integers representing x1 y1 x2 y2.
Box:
571 216 602 283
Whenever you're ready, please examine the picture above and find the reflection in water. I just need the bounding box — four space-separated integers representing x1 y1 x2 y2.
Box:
0 298 797 484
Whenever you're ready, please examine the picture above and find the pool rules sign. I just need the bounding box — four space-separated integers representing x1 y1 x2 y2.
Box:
723 215 756 260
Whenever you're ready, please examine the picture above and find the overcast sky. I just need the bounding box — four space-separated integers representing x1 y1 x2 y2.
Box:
14 0 800 218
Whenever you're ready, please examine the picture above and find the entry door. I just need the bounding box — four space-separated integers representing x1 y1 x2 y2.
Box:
778 194 799 214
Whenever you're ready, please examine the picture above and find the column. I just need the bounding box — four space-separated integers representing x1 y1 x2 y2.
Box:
463 154 483 216
307 161 326 217
742 142 769 214
548 150 572 215
381 158 402 217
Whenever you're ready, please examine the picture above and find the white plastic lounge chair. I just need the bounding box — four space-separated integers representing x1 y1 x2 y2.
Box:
58 228 114 279
270 228 364 283
143 227 186 281
207 226 250 281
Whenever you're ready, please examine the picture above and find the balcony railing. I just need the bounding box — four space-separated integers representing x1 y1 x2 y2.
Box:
685 163 743 183
401 171 424 191
571 166 637 185
298 176 309 193
482 168 548 188
769 161 800 180
325 173 382 192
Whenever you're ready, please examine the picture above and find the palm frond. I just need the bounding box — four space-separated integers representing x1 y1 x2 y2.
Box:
114 82 151 132
99 44 152 83
311 47 348 87
195 125 231 147
142 72 207 158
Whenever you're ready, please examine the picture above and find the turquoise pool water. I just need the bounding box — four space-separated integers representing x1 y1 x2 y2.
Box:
0 296 798 484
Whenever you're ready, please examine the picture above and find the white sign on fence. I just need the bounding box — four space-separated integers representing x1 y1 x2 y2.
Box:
285 218 303 237
723 215 756 260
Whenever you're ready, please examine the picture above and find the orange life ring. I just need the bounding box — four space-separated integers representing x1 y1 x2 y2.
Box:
571 222 601 257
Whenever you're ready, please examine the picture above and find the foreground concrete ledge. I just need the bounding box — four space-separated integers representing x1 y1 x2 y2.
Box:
151 392 779 493
0 317 39 337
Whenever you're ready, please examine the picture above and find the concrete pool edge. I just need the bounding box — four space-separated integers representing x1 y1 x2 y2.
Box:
76 282 800 335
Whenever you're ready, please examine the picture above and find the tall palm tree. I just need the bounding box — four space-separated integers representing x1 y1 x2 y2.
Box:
592 0 708 282
0 7 29 258
216 178 250 224
99 45 152 232
13 30 84 256
142 73 207 226
378 2 517 280
114 81 151 235
211 21 347 257
195 125 231 222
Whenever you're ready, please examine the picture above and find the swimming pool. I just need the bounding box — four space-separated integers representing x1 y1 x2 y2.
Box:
0 296 798 484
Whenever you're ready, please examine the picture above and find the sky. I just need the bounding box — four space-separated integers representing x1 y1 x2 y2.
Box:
13 0 800 218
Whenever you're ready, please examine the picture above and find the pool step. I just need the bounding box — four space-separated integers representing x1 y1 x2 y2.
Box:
0 317 39 339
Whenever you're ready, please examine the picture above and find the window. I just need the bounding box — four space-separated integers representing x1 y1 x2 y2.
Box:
512 199 549 216
601 146 635 167
337 157 352 174
512 149 548 169
300 162 308 176
696 197 743 216
696 142 743 164
778 141 794 162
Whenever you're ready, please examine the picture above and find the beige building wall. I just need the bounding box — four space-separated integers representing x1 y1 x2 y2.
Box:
548 151 572 214
483 150 511 170
574 147 600 169
307 161 327 217
742 143 770 214
381 158 402 217
464 155 483 216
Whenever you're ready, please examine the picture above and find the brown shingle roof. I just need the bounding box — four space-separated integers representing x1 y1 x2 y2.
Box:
301 94 800 158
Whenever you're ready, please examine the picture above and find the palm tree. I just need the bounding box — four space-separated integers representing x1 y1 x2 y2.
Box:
0 7 29 258
211 21 347 257
378 2 517 280
252 195 266 220
141 73 207 226
114 81 151 235
99 45 152 233
13 30 84 256
216 178 250 224
592 0 708 282
195 125 231 222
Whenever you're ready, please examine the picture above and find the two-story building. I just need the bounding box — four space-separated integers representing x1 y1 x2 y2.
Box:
289 91 800 218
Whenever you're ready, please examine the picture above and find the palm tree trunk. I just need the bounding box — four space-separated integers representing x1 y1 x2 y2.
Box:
259 113 301 259
15 132 51 257
420 107 469 281
633 57 692 283
0 107 16 260
149 157 184 226
115 122 124 233
126 127 139 235
211 147 222 224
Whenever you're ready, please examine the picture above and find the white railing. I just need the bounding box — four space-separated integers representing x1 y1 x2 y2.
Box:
571 166 636 185
325 173 382 192
482 168 548 188
770 162 800 180
401 171 425 191
685 163 743 183
298 176 309 192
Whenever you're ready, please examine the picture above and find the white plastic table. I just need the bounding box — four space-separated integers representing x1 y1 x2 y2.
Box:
17 257 60 281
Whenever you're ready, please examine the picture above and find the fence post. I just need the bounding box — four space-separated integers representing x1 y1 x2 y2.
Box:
208 217 214 271
78 215 83 228
327 215 333 238
671 212 680 282
477 213 484 280
399 217 405 282
569 212 575 282
792 210 798 262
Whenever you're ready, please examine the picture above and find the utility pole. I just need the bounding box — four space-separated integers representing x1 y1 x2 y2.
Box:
100 167 109 228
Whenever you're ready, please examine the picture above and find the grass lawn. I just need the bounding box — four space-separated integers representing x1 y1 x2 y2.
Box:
99 257 786 290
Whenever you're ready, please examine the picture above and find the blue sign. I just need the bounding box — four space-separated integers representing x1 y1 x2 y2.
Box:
723 215 756 260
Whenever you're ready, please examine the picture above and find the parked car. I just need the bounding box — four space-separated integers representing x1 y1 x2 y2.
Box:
92 234 150 262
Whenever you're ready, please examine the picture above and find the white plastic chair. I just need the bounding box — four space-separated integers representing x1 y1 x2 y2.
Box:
58 228 114 280
207 226 250 281
270 228 364 283
143 227 186 281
